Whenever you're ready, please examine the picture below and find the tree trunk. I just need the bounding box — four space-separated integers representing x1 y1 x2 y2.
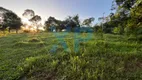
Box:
8 28 11 33
16 29 18 34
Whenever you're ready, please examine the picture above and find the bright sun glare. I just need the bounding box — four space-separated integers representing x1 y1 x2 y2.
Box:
21 17 44 32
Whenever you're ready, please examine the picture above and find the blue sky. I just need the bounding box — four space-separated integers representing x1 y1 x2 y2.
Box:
0 0 113 24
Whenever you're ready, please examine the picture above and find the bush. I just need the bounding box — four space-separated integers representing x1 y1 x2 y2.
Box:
127 35 142 41
28 38 40 42
113 27 120 34
137 35 142 41
127 37 137 41
137 27 142 34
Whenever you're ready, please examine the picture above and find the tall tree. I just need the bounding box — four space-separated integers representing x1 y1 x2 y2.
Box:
115 0 136 10
23 9 42 32
103 0 138 34
0 7 9 24
29 15 41 31
125 0 142 35
82 17 95 27
44 16 60 32
0 7 22 33
0 7 10 32
72 14 80 27
22 9 35 20
3 11 22 33
64 16 77 31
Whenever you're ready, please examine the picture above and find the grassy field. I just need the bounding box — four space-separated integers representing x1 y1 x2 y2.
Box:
0 32 142 80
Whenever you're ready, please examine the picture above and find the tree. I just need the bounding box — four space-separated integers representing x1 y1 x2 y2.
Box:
3 11 22 33
0 7 10 33
0 7 22 33
44 15 81 32
23 9 42 32
44 20 50 31
115 0 136 10
29 15 41 31
72 14 80 27
125 0 142 36
44 16 60 32
64 15 81 31
102 0 138 34
114 0 141 35
22 9 35 19
82 17 95 27
93 24 101 32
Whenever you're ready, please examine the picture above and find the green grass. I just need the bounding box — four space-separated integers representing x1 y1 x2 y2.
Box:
0 32 142 80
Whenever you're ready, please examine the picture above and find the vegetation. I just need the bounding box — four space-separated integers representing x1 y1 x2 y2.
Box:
0 7 22 33
101 0 142 35
0 0 142 80
23 9 42 32
44 15 84 32
0 33 141 80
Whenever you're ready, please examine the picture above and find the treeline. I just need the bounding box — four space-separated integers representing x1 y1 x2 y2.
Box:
0 7 95 33
44 15 94 32
0 0 142 35
96 0 142 36
45 0 142 34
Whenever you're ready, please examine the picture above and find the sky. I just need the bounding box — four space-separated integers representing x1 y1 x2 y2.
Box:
0 0 113 24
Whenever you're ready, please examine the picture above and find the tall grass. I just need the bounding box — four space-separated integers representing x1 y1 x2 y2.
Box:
0 32 142 80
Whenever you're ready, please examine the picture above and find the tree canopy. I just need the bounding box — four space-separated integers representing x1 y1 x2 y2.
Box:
98 0 142 35
0 0 142 34
0 7 22 33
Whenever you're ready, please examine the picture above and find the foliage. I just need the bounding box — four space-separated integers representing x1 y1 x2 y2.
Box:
0 33 141 80
113 27 121 34
23 9 42 32
44 16 62 32
29 15 41 31
102 0 142 37
44 15 95 32
0 7 22 33
0 1 142 79
3 12 22 33
29 15 41 23
3 12 22 28
63 15 81 31
82 17 95 27
22 9 35 20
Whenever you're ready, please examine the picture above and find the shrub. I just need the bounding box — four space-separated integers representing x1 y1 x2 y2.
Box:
28 38 40 42
113 27 120 34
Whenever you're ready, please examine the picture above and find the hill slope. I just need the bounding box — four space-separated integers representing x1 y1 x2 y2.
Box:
0 32 142 80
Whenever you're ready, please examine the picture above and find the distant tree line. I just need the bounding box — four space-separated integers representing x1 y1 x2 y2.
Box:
0 7 95 33
44 15 95 32
0 0 142 35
